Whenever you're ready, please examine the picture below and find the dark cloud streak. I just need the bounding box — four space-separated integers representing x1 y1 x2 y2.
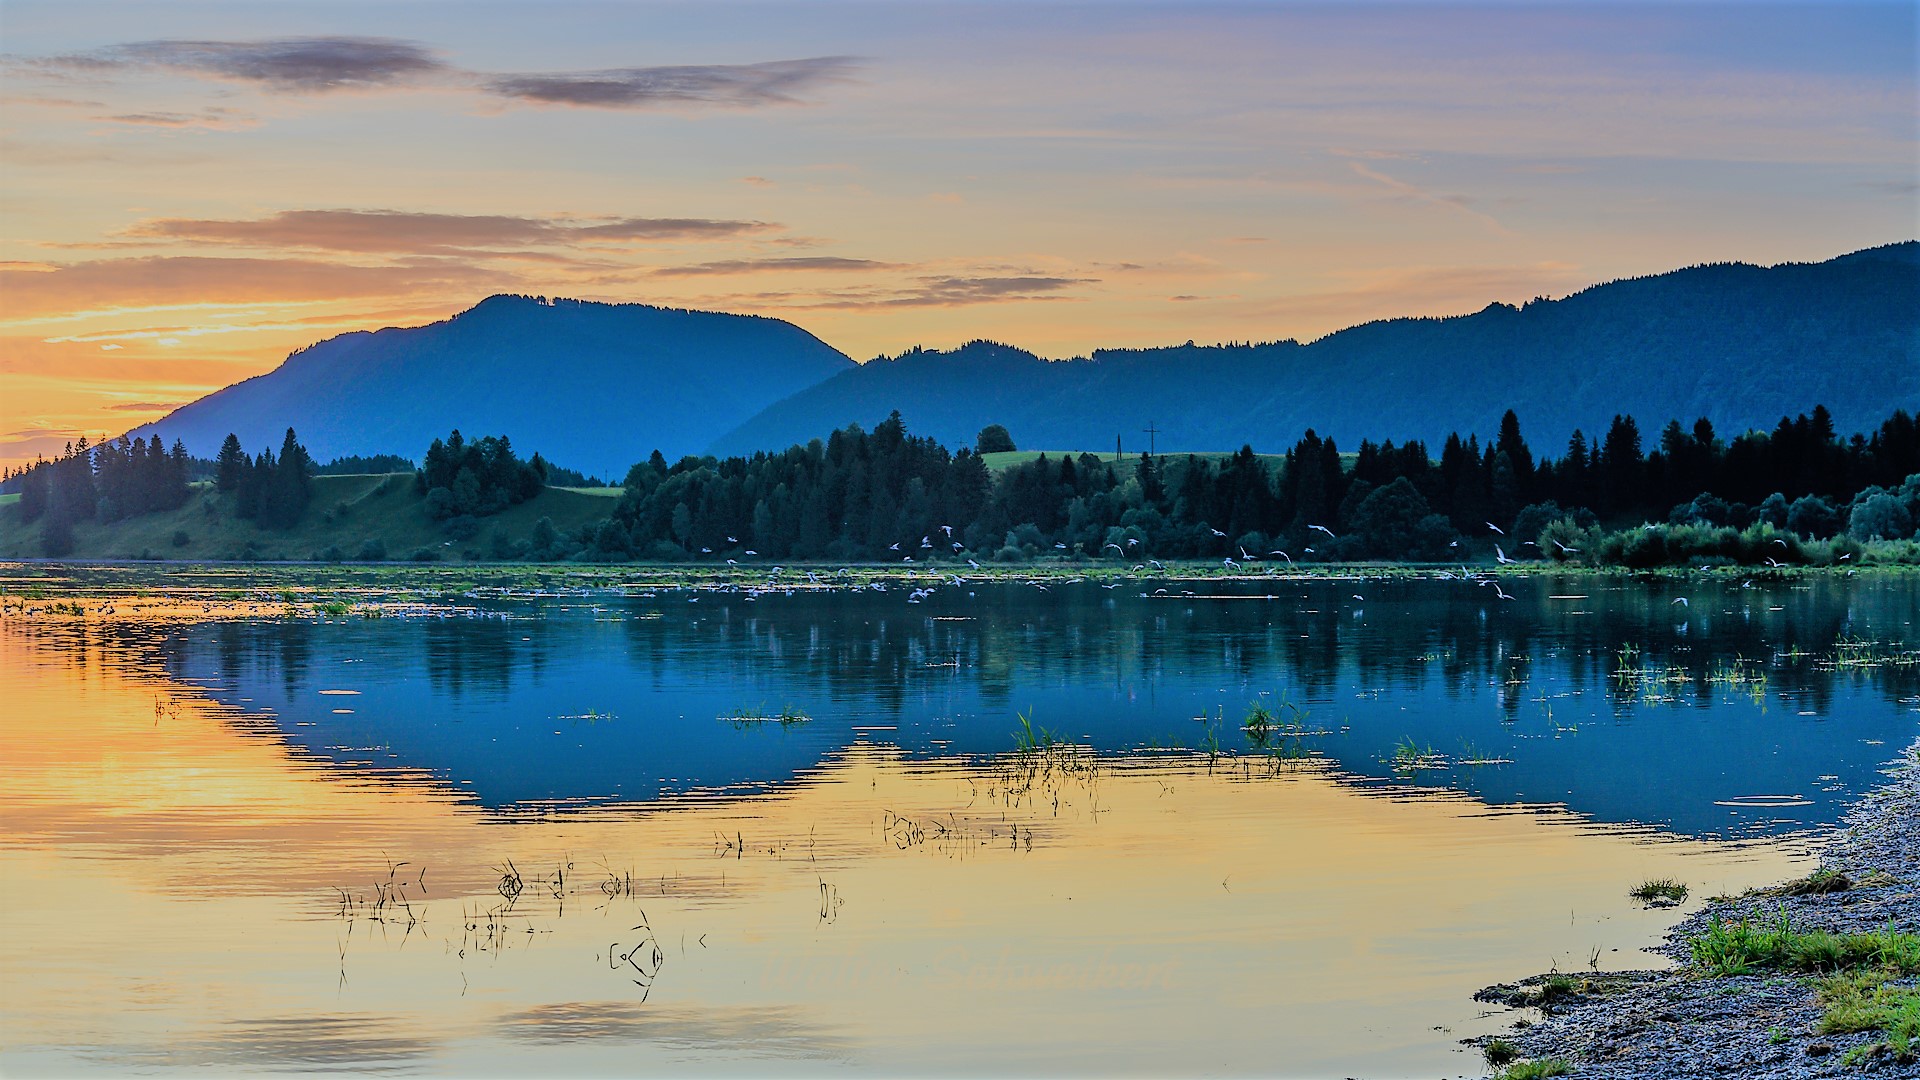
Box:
65 37 450 91
18 38 855 110
483 57 858 109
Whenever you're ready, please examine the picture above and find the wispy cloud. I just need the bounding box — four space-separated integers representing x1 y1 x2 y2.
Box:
1345 160 1512 236
122 209 774 256
481 57 859 109
17 37 857 111
653 256 903 277
103 401 185 412
32 36 451 92
725 273 1096 311
0 256 505 321
94 106 255 129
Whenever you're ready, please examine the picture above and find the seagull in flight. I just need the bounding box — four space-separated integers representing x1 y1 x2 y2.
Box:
1672 597 1690 607
1308 524 1335 538
1210 527 1228 538
1486 522 1504 535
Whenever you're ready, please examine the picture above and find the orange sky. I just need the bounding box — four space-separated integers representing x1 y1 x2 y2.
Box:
2 2 1914 470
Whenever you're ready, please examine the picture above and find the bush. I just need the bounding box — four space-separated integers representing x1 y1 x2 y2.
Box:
443 514 480 541
423 486 457 521
976 424 1016 454
1849 492 1914 541
171 529 191 548
1788 495 1842 539
355 538 388 562
407 546 440 562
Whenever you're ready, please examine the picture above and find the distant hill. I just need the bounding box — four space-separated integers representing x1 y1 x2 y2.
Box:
128 295 854 472
711 242 1920 456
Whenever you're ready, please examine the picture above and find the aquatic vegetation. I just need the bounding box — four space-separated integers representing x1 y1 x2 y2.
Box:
721 703 811 727
1012 708 1058 752
1482 1037 1520 1067
1629 879 1690 905
1388 736 1447 772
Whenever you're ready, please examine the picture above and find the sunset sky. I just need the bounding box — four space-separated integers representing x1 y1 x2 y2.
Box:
2 0 1914 471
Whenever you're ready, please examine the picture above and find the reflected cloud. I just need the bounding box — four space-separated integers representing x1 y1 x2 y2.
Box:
98 1014 436 1071
500 1001 853 1060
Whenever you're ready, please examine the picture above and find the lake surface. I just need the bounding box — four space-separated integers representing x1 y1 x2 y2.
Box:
3 565 1916 1076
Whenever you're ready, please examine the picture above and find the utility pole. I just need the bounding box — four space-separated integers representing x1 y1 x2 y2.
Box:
1115 434 1122 462
1142 421 1159 457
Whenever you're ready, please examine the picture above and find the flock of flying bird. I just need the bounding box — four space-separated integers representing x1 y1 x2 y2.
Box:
658 520 1676 611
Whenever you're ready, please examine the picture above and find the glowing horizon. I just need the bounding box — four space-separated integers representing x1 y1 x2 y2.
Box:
2 1 1914 470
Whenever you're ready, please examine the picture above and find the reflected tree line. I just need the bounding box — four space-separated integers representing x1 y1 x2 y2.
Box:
21 583 1906 735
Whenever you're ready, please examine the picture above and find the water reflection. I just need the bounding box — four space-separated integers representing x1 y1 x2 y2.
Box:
73 575 1919 836
2 570 1915 1077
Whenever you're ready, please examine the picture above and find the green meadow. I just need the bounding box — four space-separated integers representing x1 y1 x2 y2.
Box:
0 474 618 562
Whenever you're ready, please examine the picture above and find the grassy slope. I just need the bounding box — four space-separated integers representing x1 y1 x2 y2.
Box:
0 474 618 561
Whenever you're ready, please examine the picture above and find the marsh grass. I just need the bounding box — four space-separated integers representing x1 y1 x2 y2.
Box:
1013 708 1059 752
721 702 811 727
1388 736 1447 772
1629 879 1690 905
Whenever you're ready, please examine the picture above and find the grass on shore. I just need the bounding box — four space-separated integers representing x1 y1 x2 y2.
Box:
0 474 619 563
1690 911 1920 977
1817 971 1920 1065
1687 910 1920 1064
1491 1057 1571 1080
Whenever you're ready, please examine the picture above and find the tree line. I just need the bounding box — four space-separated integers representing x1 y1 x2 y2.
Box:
562 407 1919 564
12 435 194 556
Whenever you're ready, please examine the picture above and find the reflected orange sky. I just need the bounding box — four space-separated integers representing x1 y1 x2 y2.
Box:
0 606 1814 1076
2 2 1914 470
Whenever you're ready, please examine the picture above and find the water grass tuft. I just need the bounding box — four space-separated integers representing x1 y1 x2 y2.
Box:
1629 878 1689 905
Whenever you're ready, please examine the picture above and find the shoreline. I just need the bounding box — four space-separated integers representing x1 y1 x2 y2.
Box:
1471 741 1920 1079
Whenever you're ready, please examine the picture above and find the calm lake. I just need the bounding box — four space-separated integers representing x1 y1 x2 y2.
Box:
3 565 1916 1077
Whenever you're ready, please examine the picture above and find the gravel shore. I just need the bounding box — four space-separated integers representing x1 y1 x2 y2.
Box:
1471 741 1920 1079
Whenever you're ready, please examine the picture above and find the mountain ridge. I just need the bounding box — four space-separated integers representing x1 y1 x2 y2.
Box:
128 294 856 471
126 242 1919 469
711 242 1919 456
